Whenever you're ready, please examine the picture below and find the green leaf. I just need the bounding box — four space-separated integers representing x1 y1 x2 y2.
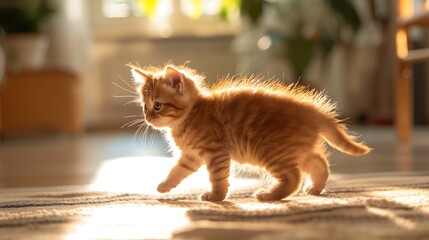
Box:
325 0 361 31
0 7 38 33
33 0 55 30
0 0 55 33
240 0 264 24
284 35 314 78
219 0 240 21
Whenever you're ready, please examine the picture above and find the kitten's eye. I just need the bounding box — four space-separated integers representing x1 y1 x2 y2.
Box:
154 102 162 111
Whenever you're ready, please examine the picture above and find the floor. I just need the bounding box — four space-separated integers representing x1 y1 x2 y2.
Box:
0 126 428 189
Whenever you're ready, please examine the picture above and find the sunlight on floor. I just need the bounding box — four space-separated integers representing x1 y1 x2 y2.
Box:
66 204 188 239
88 156 210 194
70 157 196 239
369 188 429 206
88 156 262 194
68 156 264 239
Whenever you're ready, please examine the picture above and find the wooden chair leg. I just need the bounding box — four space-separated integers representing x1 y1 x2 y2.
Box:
396 62 413 140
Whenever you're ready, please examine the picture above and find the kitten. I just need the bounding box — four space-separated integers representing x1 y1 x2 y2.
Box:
129 64 370 202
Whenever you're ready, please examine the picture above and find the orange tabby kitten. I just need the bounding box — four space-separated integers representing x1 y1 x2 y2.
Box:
129 64 370 202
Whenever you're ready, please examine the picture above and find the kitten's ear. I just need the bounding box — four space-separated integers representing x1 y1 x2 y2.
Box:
130 67 151 83
165 66 184 94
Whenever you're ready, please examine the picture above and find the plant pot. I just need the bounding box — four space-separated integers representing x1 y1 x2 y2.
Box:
0 33 49 71
0 45 5 83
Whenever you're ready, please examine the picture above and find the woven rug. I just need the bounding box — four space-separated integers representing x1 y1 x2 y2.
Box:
0 169 428 239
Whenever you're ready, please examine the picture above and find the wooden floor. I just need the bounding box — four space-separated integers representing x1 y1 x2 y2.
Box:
0 126 428 189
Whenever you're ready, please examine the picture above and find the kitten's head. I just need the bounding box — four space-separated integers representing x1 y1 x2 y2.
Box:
129 64 202 129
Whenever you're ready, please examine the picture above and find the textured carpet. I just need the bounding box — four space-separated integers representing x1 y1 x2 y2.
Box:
0 171 428 240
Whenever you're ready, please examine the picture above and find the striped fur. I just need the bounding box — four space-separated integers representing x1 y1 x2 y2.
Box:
129 64 371 201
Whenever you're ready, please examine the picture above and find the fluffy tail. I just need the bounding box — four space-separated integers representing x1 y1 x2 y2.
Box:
320 118 371 156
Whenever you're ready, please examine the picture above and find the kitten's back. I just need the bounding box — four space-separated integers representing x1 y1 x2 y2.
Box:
206 79 369 156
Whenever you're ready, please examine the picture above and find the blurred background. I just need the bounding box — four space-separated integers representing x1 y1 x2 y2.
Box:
0 0 428 189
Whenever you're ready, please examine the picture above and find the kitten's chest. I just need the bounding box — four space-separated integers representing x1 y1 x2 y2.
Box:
169 128 202 156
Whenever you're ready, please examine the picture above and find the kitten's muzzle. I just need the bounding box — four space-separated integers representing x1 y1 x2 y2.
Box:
145 115 159 123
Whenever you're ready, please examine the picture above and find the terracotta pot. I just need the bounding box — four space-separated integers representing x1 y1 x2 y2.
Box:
0 45 4 82
1 33 49 71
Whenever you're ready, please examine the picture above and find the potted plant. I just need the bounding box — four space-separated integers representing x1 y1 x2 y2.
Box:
0 0 54 71
236 0 362 81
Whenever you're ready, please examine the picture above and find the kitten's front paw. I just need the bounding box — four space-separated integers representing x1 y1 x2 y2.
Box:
157 181 173 193
200 192 225 201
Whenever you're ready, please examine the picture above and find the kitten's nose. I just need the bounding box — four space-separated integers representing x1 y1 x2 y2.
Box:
146 114 157 122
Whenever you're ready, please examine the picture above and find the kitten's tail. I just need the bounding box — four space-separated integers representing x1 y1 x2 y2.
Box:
320 118 371 156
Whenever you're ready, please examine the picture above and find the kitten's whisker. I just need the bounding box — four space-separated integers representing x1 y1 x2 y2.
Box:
112 82 139 95
112 95 138 98
142 123 153 147
121 118 145 129
132 125 139 146
124 117 143 124
123 99 140 106
117 74 137 92
147 127 156 148
126 118 145 124
141 123 148 147
123 115 144 119
132 122 146 147
135 123 142 146
143 122 153 144
128 119 145 127
121 121 136 129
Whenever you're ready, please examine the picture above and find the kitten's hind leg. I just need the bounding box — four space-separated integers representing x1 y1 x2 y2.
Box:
302 153 329 195
256 163 301 201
